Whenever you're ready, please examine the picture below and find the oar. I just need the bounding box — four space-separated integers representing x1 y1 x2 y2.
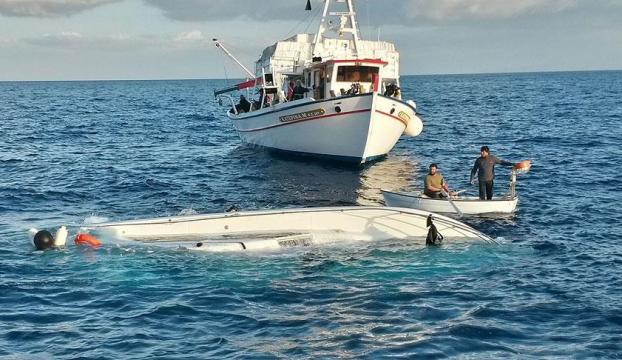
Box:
441 189 464 217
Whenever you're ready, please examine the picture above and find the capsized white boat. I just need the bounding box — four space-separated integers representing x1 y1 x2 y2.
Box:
382 190 518 215
213 0 423 164
82 207 494 252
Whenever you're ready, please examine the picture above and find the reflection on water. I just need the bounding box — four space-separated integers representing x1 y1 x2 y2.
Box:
3 74 622 359
358 155 419 205
227 146 419 207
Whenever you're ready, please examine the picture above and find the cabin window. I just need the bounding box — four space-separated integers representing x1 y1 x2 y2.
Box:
336 66 379 82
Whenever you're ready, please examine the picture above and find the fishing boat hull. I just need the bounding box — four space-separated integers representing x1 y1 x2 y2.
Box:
229 93 422 164
382 190 518 215
84 206 493 252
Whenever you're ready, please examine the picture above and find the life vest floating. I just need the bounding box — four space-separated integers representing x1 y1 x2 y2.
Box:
74 233 102 248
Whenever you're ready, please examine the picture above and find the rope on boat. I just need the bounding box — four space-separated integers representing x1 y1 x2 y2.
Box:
284 5 319 38
303 4 323 33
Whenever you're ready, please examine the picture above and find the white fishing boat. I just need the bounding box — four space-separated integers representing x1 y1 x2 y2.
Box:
80 207 494 252
213 0 423 164
382 162 532 216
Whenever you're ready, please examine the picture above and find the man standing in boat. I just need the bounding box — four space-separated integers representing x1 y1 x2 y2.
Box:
470 146 514 200
424 163 451 199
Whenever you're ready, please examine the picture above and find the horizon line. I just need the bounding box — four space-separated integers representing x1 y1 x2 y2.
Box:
1 68 620 83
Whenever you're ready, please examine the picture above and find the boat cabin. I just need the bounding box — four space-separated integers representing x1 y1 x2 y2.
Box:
277 58 401 102
220 56 402 115
216 0 405 114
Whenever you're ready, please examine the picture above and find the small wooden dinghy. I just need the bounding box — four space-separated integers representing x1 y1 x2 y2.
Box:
383 161 532 216
82 206 494 252
382 190 518 215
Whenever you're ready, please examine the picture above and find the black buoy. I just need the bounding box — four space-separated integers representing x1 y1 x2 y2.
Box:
33 230 55 251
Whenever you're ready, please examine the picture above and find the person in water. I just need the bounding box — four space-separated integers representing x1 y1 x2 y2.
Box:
424 163 451 199
470 145 514 200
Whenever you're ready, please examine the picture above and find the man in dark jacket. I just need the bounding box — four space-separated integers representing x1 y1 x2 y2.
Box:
470 146 514 200
235 95 251 113
292 80 309 100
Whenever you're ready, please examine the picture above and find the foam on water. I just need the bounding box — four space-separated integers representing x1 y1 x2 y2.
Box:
83 215 110 225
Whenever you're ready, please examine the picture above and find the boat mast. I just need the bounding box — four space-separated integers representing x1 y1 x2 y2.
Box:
213 38 255 78
313 0 331 48
313 0 361 56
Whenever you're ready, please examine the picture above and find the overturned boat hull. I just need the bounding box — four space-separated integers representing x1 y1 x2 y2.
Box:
382 190 518 215
84 206 493 252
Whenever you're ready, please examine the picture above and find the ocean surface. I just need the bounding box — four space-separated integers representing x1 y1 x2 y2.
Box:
1 71 621 359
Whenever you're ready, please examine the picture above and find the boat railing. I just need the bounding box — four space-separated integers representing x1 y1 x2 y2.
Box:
218 94 239 115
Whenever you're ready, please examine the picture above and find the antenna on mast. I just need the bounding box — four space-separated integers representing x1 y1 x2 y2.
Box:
213 38 255 79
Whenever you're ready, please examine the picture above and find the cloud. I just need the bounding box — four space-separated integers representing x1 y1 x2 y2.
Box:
174 30 204 42
23 31 139 49
0 0 121 18
0 36 17 47
20 31 210 51
25 31 85 47
143 0 318 21
403 0 577 20
143 0 580 26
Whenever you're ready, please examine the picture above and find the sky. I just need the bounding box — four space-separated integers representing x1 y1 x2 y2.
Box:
0 0 621 80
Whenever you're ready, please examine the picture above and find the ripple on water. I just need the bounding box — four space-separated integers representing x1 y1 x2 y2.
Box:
1 73 622 358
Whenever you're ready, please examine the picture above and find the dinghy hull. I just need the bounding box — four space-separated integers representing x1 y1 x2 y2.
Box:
382 190 518 215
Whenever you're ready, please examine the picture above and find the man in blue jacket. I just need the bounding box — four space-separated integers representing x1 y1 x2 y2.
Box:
470 146 514 200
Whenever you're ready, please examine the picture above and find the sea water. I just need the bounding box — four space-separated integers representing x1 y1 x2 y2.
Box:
1 71 621 358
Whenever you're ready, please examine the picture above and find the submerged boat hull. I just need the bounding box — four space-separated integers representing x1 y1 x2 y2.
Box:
85 206 493 252
382 190 518 215
229 93 422 164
